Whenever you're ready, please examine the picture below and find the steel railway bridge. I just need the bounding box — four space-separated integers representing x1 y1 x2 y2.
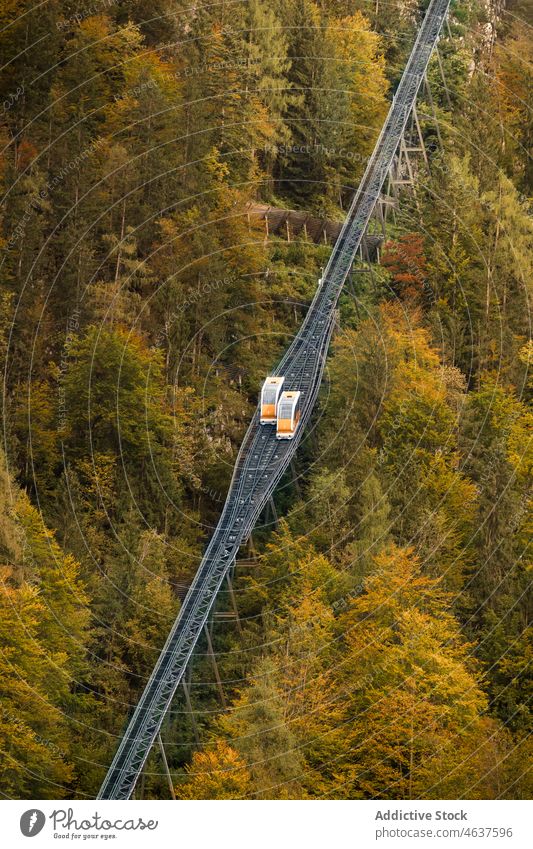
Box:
98 0 452 799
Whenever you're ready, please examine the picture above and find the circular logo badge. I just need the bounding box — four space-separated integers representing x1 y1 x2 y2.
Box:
20 810 46 837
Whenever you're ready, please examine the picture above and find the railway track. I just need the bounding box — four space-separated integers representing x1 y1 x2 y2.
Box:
98 0 452 800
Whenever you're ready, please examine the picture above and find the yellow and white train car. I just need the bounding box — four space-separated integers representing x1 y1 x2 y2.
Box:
260 376 285 424
276 391 301 439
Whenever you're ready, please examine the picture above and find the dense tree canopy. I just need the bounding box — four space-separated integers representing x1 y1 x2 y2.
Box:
0 0 530 801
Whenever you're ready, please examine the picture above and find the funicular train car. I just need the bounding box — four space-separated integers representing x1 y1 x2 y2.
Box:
260 376 285 424
276 390 301 439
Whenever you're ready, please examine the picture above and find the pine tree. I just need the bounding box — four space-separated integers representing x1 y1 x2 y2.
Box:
275 0 338 207
289 468 353 559
0 566 75 797
247 0 293 167
494 21 533 193
176 739 252 799
217 657 307 798
122 530 180 680
326 11 388 185
382 233 428 302
329 546 495 799
459 381 531 734
0 451 92 798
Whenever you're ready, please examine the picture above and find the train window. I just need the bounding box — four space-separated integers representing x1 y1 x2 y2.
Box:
278 399 294 419
260 376 284 424
276 391 302 440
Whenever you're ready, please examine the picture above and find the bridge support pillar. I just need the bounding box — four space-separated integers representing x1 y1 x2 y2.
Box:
387 167 400 221
290 459 302 496
268 496 279 529
393 138 421 213
375 200 387 238
226 570 243 635
136 768 146 800
400 138 417 189
423 73 444 149
247 534 259 560
346 266 362 318
157 733 176 799
435 47 452 110
361 238 379 292
182 675 201 747
411 105 430 169
204 625 227 707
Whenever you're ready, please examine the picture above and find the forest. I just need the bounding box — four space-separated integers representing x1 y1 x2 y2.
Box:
0 0 531 800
